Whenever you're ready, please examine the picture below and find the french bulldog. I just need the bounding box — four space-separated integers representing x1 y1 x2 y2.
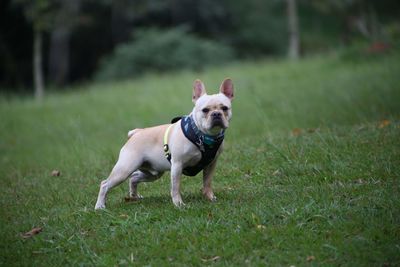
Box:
95 78 234 209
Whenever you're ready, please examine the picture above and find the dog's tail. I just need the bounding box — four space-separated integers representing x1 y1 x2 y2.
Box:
127 128 142 139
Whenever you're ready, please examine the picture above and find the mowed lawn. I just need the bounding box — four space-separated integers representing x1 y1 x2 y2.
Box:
0 50 399 266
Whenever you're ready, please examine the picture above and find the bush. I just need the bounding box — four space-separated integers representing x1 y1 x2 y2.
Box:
94 27 234 81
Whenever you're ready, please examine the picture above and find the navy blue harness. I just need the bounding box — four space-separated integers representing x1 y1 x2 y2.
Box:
165 115 224 176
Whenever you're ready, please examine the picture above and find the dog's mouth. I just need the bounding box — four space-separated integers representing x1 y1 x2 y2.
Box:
211 118 226 128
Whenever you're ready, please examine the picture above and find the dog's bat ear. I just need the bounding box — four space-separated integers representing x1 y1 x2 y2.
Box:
219 78 234 101
193 79 206 103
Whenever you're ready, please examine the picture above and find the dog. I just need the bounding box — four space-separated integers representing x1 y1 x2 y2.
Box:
95 78 234 209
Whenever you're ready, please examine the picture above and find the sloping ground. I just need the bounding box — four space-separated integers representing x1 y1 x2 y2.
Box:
0 51 399 266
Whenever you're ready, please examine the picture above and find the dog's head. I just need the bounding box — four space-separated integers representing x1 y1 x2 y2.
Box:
191 78 234 136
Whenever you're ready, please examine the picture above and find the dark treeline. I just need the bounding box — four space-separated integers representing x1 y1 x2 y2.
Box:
1 0 399 94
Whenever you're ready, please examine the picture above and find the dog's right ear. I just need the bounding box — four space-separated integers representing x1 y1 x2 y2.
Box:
219 78 234 101
192 79 206 103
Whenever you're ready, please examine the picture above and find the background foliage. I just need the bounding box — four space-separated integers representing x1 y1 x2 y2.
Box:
1 0 399 91
94 27 234 81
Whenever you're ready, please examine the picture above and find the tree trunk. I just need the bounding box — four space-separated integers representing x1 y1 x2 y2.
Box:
287 0 300 60
111 1 129 45
368 4 380 42
49 26 70 87
48 0 81 87
33 29 44 101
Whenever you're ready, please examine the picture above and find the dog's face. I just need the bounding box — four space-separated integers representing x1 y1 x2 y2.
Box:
192 79 234 136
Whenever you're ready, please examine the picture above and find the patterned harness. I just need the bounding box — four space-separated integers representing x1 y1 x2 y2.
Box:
163 115 224 176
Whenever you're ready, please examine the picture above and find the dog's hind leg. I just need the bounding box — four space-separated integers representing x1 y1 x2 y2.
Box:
127 170 163 201
95 148 142 210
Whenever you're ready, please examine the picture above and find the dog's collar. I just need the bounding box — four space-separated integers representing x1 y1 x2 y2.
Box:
181 115 225 151
164 115 224 176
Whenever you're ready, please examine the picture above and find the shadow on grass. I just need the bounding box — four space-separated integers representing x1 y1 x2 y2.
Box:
116 187 254 211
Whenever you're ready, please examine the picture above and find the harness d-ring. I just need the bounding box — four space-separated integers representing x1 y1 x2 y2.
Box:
163 124 173 162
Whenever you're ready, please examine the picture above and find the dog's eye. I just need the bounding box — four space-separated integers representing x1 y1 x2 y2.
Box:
221 106 229 111
202 108 210 113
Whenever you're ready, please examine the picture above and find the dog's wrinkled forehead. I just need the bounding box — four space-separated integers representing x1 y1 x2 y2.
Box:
196 93 231 109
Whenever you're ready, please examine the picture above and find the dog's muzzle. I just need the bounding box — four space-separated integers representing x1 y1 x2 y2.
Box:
211 112 225 128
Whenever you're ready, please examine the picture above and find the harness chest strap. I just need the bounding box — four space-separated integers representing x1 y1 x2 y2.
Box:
163 116 224 176
163 124 173 161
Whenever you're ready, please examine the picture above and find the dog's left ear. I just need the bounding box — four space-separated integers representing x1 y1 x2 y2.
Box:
193 79 206 103
219 78 234 101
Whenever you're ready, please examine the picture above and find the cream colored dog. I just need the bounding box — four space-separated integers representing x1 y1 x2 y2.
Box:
95 78 234 209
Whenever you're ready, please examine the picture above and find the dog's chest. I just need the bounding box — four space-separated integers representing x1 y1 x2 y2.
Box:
182 146 202 168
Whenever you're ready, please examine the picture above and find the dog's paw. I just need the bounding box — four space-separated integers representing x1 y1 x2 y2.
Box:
94 203 106 210
202 189 217 202
205 194 217 202
172 197 186 208
208 195 217 202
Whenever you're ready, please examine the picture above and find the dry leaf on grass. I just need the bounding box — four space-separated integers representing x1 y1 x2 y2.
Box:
306 255 316 262
272 169 280 176
51 170 61 177
256 224 266 230
201 256 221 262
355 178 364 184
243 173 252 179
292 128 302 136
22 227 42 239
378 119 390 128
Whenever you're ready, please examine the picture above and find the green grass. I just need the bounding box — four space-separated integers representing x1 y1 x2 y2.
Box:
1 50 400 266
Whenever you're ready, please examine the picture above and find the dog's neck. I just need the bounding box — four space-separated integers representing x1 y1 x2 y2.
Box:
190 113 225 137
187 114 225 140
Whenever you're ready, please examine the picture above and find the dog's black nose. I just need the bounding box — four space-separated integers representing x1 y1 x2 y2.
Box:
211 112 222 119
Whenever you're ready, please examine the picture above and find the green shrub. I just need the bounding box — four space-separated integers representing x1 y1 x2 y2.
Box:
95 27 234 81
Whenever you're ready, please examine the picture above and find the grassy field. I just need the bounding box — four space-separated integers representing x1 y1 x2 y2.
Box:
1 50 400 266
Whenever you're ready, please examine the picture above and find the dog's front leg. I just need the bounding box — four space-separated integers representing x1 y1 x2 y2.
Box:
170 162 185 207
202 159 217 202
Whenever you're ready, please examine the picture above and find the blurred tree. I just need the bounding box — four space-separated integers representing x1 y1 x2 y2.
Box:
13 0 57 100
225 0 286 56
308 0 398 44
0 1 32 89
95 27 234 81
287 0 300 59
48 0 81 87
2 0 399 92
